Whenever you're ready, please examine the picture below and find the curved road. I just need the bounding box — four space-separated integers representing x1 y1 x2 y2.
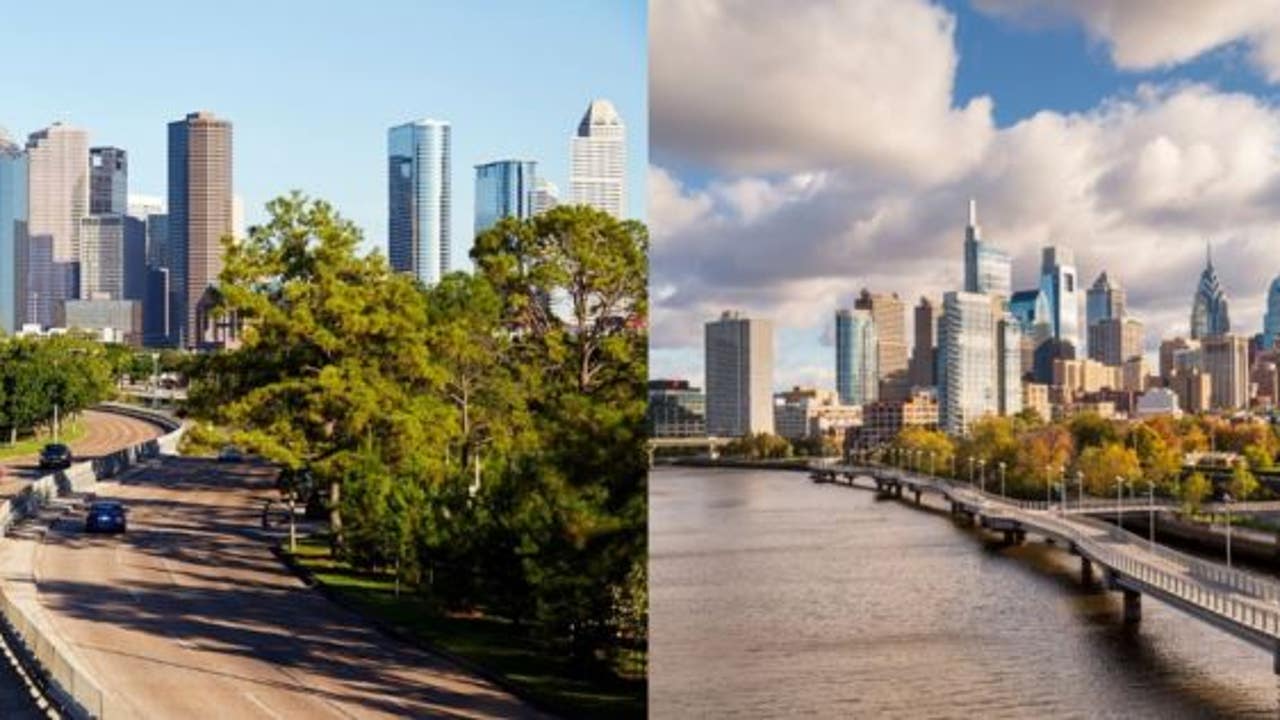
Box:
29 456 543 719
0 409 167 491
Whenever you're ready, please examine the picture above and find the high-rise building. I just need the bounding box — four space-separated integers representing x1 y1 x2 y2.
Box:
474 159 536 235
143 266 170 347
122 215 147 301
909 297 937 388
1201 334 1249 409
388 119 451 285
705 311 773 437
1264 275 1280 350
0 138 27 333
569 99 626 218
24 235 63 327
26 123 88 315
89 146 127 215
938 291 998 435
835 308 877 405
1039 246 1080 354
1159 337 1200 383
773 387 863 440
145 213 169 269
1191 244 1230 339
647 380 706 439
78 215 124 299
962 199 1011 300
168 111 233 348
1089 316 1144 367
997 311 1022 416
532 178 559 215
1086 272 1125 329
855 289 907 400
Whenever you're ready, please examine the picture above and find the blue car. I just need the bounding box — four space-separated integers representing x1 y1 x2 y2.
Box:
84 501 127 534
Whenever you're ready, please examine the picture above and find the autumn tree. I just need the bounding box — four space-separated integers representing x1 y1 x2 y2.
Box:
1076 442 1141 496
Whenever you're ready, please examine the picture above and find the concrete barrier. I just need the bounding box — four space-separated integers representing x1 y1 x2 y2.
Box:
0 403 188 719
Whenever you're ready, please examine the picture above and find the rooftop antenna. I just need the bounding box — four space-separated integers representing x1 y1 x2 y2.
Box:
968 197 977 226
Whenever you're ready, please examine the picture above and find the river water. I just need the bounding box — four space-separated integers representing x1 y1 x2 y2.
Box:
650 466 1280 718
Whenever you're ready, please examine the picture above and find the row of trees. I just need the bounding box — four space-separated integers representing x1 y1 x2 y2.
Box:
720 432 840 459
884 412 1279 509
188 195 647 671
0 334 116 443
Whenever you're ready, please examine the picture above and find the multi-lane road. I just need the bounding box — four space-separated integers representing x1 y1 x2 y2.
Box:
0 409 167 492
25 454 543 719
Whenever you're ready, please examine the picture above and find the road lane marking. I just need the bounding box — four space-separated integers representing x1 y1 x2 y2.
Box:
243 692 284 720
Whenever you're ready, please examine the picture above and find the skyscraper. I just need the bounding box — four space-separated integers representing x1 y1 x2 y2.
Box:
938 291 998 435
388 119 451 285
962 199 1011 300
705 311 773 437
1086 272 1124 329
996 311 1023 416
26 123 88 318
569 99 626 218
474 159 536 235
855 289 908 400
1039 246 1081 353
89 146 127 215
1089 317 1145 367
835 308 877 405
532 177 559 215
909 297 937 388
1265 275 1280 350
79 215 124 299
0 137 26 333
1190 244 1230 339
1201 334 1249 409
168 111 233 348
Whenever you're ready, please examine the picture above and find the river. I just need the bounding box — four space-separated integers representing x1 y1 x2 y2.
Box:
650 466 1280 718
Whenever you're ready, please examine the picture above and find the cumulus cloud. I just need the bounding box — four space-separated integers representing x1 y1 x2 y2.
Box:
650 0 996 182
974 0 1280 81
650 0 1280 389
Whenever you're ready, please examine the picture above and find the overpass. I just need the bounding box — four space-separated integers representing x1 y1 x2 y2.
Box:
647 436 735 462
812 461 1280 673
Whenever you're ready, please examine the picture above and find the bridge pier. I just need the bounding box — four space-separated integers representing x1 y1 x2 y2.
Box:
1080 557 1093 586
913 489 921 505
894 484 903 499
1274 641 1280 675
1123 589 1141 624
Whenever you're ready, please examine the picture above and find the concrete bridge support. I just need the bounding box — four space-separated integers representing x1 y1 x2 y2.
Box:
1081 557 1094 586
1123 589 1142 624
913 489 921 505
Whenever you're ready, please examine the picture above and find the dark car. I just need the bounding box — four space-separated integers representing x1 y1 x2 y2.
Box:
85 501 127 534
39 443 72 470
217 445 245 463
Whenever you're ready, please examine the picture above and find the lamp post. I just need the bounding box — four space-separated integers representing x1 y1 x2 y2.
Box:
1115 476 1126 529
1045 465 1052 508
930 451 936 477
978 459 986 495
1224 493 1234 568
968 456 975 487
1076 470 1084 512
1147 478 1156 549
999 461 1006 498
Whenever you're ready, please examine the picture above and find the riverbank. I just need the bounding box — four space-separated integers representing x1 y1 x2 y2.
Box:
664 456 831 471
283 538 645 720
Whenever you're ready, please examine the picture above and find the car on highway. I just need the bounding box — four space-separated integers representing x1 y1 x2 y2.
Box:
39 443 73 470
217 445 245 463
84 501 127 534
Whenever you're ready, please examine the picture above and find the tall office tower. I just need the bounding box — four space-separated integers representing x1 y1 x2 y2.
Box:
474 159 536 235
835 308 877 405
1263 275 1280 350
89 146 127 215
938 291 998 435
705 311 774 437
1201 334 1249 409
569 99 626 218
388 119 451 285
961 199 1011 300
79 215 124 299
1190 244 1230 339
26 123 89 312
909 297 937 388
1086 272 1125 329
1159 337 1201 383
855 289 908 400
1089 316 1145 367
145 213 169 269
1039 246 1081 353
532 177 559 215
168 111 233 348
996 311 1023 416
0 138 27 333
142 266 170 347
122 215 147 301
24 236 61 326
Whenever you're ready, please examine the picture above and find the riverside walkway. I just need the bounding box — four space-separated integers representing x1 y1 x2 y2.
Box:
812 461 1280 672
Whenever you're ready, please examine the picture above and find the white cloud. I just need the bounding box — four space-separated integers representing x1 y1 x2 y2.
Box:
974 0 1280 81
650 0 1280 389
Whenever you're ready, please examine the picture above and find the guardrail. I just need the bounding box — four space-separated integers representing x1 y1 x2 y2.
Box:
0 403 187 719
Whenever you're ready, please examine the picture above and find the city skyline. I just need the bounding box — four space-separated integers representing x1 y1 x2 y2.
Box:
1 1 647 268
651 0 1280 390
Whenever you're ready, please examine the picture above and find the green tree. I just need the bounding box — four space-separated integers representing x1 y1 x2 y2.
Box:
1180 471 1212 514
893 426 955 475
1069 412 1118 450
1228 461 1260 500
1076 442 1140 496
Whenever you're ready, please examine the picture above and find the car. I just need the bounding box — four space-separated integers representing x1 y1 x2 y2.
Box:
217 445 245 463
39 443 72 471
84 501 127 534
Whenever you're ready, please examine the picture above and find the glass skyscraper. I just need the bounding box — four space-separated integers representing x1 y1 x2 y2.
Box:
388 120 451 286
1039 246 1080 353
1265 275 1280 350
474 159 536 236
939 291 998 435
0 137 26 333
835 308 877 405
962 199 1011 300
1191 245 1231 339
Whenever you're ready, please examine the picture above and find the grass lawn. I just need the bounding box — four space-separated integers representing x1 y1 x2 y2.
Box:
287 538 646 719
0 419 86 462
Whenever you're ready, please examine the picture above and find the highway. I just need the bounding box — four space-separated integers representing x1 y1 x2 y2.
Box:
0 409 167 491
24 455 544 719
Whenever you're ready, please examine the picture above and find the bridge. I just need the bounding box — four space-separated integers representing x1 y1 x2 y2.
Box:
647 436 735 462
812 461 1280 673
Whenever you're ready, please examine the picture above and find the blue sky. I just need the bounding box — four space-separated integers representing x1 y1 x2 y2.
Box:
650 0 1280 389
0 0 647 265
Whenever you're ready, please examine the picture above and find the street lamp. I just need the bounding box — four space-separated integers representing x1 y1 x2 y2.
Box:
1147 478 1156 549
978 459 986 494
968 456 975 487
1045 465 1052 508
1115 476 1127 529
930 451 936 477
1076 470 1084 512
999 461 1006 498
1224 493 1234 568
